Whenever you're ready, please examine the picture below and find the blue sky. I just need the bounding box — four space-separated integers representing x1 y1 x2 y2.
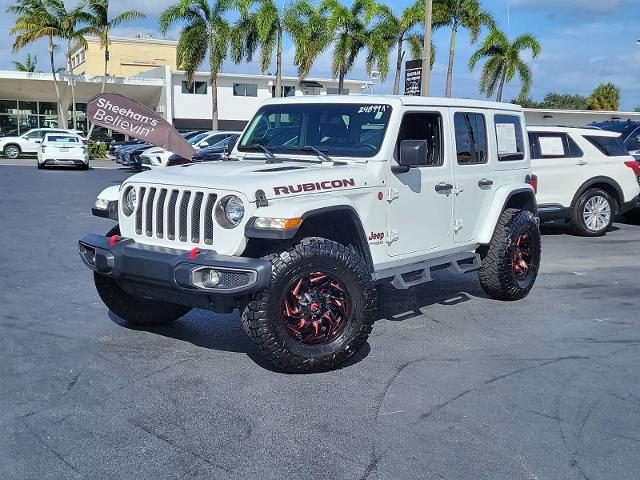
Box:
0 0 638 109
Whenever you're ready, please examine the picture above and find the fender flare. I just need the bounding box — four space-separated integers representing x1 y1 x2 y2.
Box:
476 186 537 244
570 176 624 210
245 202 374 272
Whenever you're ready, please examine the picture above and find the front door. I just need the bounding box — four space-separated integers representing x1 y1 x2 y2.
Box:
386 110 454 257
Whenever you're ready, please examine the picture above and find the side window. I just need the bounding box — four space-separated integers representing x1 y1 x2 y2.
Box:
25 130 43 139
584 135 629 157
395 112 443 166
529 132 583 159
624 128 640 151
494 114 525 161
454 112 487 164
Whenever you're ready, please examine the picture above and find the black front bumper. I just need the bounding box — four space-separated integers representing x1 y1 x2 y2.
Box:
79 234 271 312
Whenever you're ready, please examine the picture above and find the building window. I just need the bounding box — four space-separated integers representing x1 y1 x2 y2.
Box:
0 100 61 135
454 112 488 164
326 88 350 95
234 83 258 97
181 81 208 94
271 85 296 97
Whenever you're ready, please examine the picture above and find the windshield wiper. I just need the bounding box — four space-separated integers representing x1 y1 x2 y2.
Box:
245 143 277 160
299 145 333 163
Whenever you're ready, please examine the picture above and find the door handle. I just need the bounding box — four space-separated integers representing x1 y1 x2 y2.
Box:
435 182 453 193
478 178 494 187
577 161 588 166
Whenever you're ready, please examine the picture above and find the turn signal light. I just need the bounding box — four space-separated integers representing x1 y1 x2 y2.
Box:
254 217 302 230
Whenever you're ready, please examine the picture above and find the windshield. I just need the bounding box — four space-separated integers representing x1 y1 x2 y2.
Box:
239 103 392 158
188 132 210 145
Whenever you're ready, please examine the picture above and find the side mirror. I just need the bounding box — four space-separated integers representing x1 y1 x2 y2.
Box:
199 142 209 148
392 140 429 174
34 139 42 144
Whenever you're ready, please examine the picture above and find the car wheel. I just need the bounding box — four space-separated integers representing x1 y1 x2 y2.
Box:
93 225 192 326
4 145 20 159
479 208 541 301
571 188 615 237
241 237 377 373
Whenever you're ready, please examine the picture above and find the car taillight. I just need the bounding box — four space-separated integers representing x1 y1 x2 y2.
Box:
624 160 640 182
526 174 538 193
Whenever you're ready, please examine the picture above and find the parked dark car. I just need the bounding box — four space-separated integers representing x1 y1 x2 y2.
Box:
166 134 240 167
591 120 640 161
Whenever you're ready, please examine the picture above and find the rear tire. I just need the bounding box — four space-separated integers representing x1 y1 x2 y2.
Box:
479 208 541 301
94 273 191 326
571 188 614 237
241 237 376 373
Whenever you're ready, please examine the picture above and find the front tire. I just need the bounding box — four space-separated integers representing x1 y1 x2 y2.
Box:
479 208 541 301
242 237 377 373
571 188 614 236
94 273 191 326
4 145 20 159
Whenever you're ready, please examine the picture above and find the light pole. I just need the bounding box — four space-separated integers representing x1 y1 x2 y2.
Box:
421 0 433 96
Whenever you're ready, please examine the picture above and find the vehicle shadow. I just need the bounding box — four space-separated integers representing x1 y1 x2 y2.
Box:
540 221 620 236
107 270 483 373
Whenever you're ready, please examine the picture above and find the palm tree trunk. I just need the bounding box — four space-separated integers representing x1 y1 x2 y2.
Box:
49 36 67 129
495 68 507 103
275 27 283 98
338 66 345 95
211 77 219 130
445 24 458 98
67 42 77 131
393 36 403 95
88 43 109 140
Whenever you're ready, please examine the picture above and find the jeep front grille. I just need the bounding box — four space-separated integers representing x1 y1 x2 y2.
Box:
130 186 217 246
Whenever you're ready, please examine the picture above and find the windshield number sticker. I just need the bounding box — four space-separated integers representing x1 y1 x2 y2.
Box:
358 105 387 114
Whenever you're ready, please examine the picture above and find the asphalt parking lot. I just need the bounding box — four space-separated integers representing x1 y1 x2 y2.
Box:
2 162 639 480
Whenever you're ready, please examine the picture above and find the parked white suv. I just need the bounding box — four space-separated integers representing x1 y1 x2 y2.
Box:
80 96 541 373
529 126 640 236
0 128 85 159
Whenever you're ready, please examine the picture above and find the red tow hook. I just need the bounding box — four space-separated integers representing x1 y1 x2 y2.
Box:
189 247 201 259
109 235 120 247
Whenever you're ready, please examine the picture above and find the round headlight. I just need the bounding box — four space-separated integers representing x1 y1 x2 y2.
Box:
124 187 137 216
217 195 245 228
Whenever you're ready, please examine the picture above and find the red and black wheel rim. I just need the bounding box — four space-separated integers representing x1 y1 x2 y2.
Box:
281 271 350 345
512 232 533 280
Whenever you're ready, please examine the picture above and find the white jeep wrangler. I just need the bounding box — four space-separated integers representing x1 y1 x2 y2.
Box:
80 96 541 373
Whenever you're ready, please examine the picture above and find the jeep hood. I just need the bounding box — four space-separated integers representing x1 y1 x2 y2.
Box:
124 159 375 200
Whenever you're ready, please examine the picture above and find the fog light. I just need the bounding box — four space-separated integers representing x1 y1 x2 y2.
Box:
203 269 220 288
79 243 96 266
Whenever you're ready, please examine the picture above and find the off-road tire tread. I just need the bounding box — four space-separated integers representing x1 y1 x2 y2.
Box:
479 208 541 301
93 274 191 327
241 237 376 373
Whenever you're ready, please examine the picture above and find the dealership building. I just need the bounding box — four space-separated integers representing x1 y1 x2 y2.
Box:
1 35 639 137
0 35 373 136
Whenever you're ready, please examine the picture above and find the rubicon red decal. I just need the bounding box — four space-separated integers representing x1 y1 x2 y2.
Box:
274 178 356 196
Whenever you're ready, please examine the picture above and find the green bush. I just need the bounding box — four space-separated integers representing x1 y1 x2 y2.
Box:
88 143 108 160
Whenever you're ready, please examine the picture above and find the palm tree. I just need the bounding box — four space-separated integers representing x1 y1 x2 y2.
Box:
374 1 437 95
84 0 145 138
160 0 232 130
468 28 540 102
233 0 287 97
587 83 620 111
85 0 146 94
283 0 331 80
320 0 387 94
433 0 494 97
8 0 68 127
12 53 38 72
61 4 95 130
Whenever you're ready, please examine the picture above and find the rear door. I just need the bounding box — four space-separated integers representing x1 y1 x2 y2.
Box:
21 129 46 153
450 109 495 244
529 131 586 207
